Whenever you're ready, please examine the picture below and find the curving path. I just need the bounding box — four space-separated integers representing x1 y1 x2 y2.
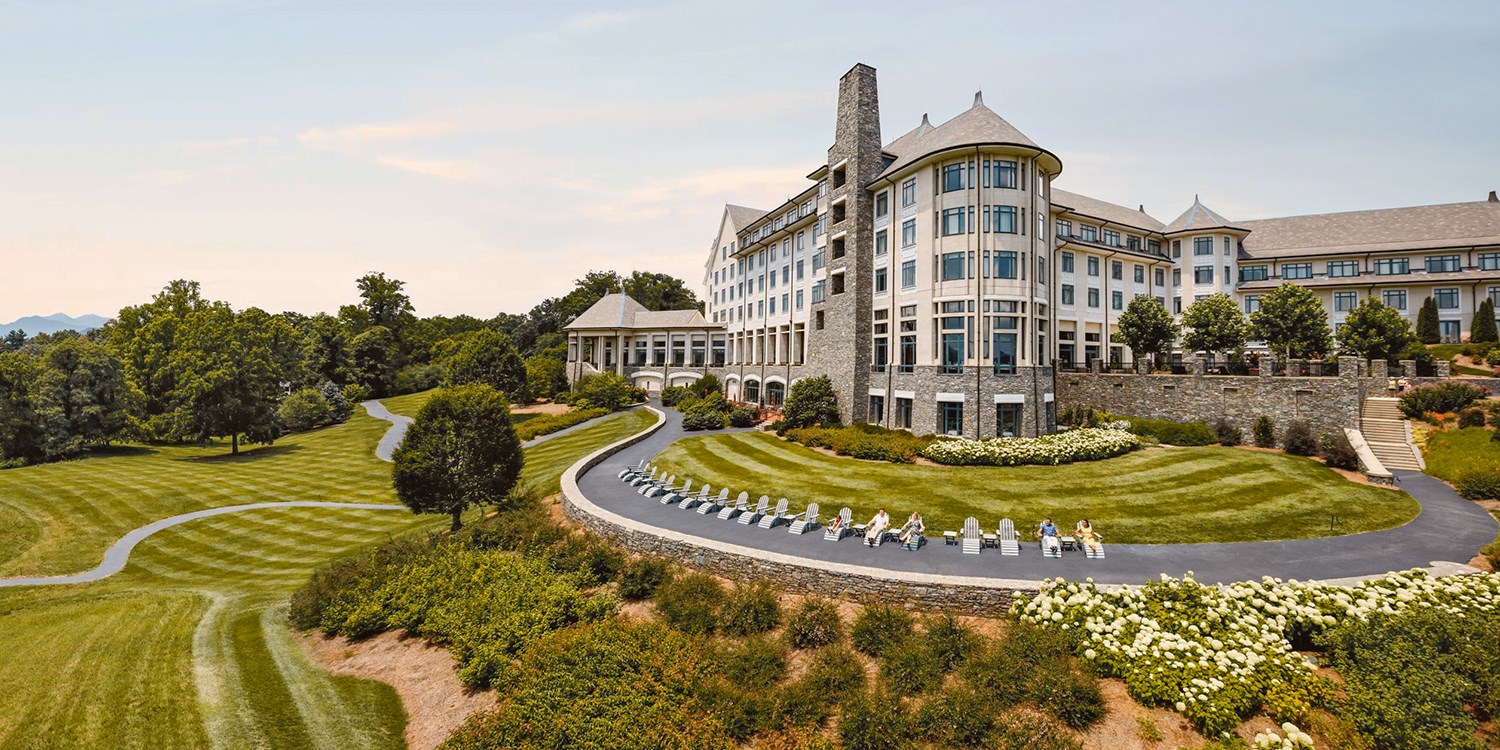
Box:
575 403 1500 586
0 402 416 589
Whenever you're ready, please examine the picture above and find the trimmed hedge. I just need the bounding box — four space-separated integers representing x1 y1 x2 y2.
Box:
786 424 936 463
1119 416 1217 446
514 407 609 441
1399 382 1488 418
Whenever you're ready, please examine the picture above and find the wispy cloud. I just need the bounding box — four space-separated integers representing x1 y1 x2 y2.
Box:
297 121 458 149
373 155 478 181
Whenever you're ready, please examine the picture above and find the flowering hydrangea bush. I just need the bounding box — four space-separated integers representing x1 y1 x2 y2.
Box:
921 427 1140 466
1012 570 1500 736
1253 723 1315 749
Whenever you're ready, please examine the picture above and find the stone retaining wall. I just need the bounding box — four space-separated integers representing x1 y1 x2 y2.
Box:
560 407 1038 615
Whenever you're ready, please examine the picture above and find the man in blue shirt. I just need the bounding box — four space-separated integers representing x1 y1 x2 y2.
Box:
1037 518 1061 556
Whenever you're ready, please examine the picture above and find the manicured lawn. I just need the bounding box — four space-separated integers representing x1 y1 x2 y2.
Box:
378 390 431 417
650 432 1419 544
0 393 657 749
1421 426 1500 483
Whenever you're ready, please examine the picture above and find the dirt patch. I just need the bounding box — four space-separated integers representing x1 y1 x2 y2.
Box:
298 630 497 750
512 402 571 416
1079 679 1204 749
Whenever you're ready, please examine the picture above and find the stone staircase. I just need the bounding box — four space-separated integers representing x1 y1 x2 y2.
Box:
1360 397 1421 471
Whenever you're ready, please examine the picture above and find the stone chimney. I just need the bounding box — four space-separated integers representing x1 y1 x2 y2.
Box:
1489 190 1498 202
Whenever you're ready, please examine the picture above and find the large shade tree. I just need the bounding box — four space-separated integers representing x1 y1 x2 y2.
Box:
32 337 136 458
1180 293 1250 360
1115 295 1178 366
169 304 293 454
1250 283 1333 359
434 329 530 403
106 279 209 440
1337 298 1418 363
391 384 524 531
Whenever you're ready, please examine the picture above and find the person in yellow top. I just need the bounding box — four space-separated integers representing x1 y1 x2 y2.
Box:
1076 519 1102 555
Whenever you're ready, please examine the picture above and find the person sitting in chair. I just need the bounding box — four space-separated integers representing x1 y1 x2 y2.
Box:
1076 519 1102 554
864 508 891 547
826 512 845 535
898 512 924 546
1037 518 1061 555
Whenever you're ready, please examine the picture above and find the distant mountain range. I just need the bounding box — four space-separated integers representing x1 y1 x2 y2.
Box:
1 313 110 337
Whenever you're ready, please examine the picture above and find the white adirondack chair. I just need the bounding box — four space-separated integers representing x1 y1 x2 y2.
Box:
758 497 790 529
630 467 658 488
641 472 674 496
697 487 729 515
823 507 853 541
679 484 710 510
961 517 982 555
660 478 694 504
998 519 1021 556
738 495 770 525
789 502 820 534
718 491 749 520
618 459 646 480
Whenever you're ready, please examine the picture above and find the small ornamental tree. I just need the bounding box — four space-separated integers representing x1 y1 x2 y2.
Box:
1115 295 1178 366
435 328 530 403
782 375 840 428
391 384 524 531
1337 298 1418 363
1471 299 1498 344
1416 296 1441 344
1250 283 1332 360
1180 293 1249 360
688 373 722 399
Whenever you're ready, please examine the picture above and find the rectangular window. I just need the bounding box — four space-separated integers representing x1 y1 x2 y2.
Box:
796 289 804 310
1194 237 1214 256
1479 253 1500 271
1224 237 1232 256
1489 286 1500 308
939 401 964 436
874 192 889 218
1148 240 1162 256
942 163 965 192
1111 290 1123 310
1426 255 1461 273
941 252 965 281
895 397 913 429
1375 258 1409 275
1240 265 1268 282
1154 268 1165 286
1281 263 1312 280
1244 295 1260 314
874 266 888 293
899 335 916 374
901 218 917 247
869 395 885 424
1087 288 1100 308
1382 289 1407 310
1061 284 1075 305
1056 220 1072 238
796 259 805 280
1060 252 1074 273
993 332 1017 375
1333 291 1358 311
941 208 966 236
1080 225 1098 243
901 260 916 289
941 331 965 374
1435 287 1460 309
1440 320 1460 343
901 178 917 207
1172 240 1182 258
1133 265 1145 284
1224 265 1230 284
875 230 888 256
991 205 1017 233
1174 296 1182 314
1103 229 1121 247
993 251 1018 279
1194 266 1214 284
1087 257 1099 277
1111 261 1123 280
991 160 1017 189
996 403 1021 437
1327 260 1359 278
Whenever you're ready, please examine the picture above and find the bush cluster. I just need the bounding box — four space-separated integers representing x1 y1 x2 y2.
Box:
682 403 729 430
567 372 642 411
1282 420 1318 456
850 602 915 658
1119 416 1218 446
1253 415 1277 448
719 580 783 636
781 375 840 428
1398 381 1488 418
786 599 844 649
618 556 671 600
1318 430 1359 470
922 427 1139 466
785 423 936 463
654 571 726 635
1455 471 1500 500
1458 407 1487 428
728 406 759 427
963 622 1104 729
1213 418 1242 446
513 406 609 441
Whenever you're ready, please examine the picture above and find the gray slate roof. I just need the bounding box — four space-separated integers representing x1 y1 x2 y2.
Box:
725 204 769 230
1164 197 1243 234
1051 188 1164 233
1239 200 1500 259
565 293 710 331
877 96 1047 181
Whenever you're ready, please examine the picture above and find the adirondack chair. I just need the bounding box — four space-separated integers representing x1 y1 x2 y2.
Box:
660 478 694 504
618 459 646 480
998 519 1021 556
640 472 673 496
718 491 749 520
823 507 853 541
1085 541 1106 559
738 495 770 525
789 502 820 534
961 517 982 555
679 484 710 510
697 487 729 515
758 497 791 529
629 466 659 488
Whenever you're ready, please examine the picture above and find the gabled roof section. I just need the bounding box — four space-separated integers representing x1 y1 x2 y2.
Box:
725 204 769 230
875 93 1059 181
565 293 648 330
1164 196 1244 235
1051 188 1164 233
633 309 708 328
1239 200 1500 259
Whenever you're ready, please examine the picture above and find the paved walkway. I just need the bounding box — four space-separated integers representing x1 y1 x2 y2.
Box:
578 404 1499 585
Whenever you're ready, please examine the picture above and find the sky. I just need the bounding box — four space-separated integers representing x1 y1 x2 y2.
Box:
3 0 1498 323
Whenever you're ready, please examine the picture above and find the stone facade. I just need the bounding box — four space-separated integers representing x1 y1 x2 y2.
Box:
870 365 1055 437
1056 363 1369 439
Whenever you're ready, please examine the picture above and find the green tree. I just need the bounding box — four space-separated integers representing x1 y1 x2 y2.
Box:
1338 299 1418 363
1180 293 1249 360
106 279 209 440
278 387 334 432
0 351 43 463
301 313 352 385
1470 298 1498 344
351 325 396 397
1115 295 1178 365
169 304 292 454
782 375 840 428
32 338 136 458
2 329 25 351
1250 283 1333 359
391 384 524 531
524 354 568 401
1416 296 1441 344
355 271 415 334
689 373 722 399
434 329 529 403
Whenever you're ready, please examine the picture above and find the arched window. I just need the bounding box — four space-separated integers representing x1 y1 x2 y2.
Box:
765 381 785 407
744 380 761 404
